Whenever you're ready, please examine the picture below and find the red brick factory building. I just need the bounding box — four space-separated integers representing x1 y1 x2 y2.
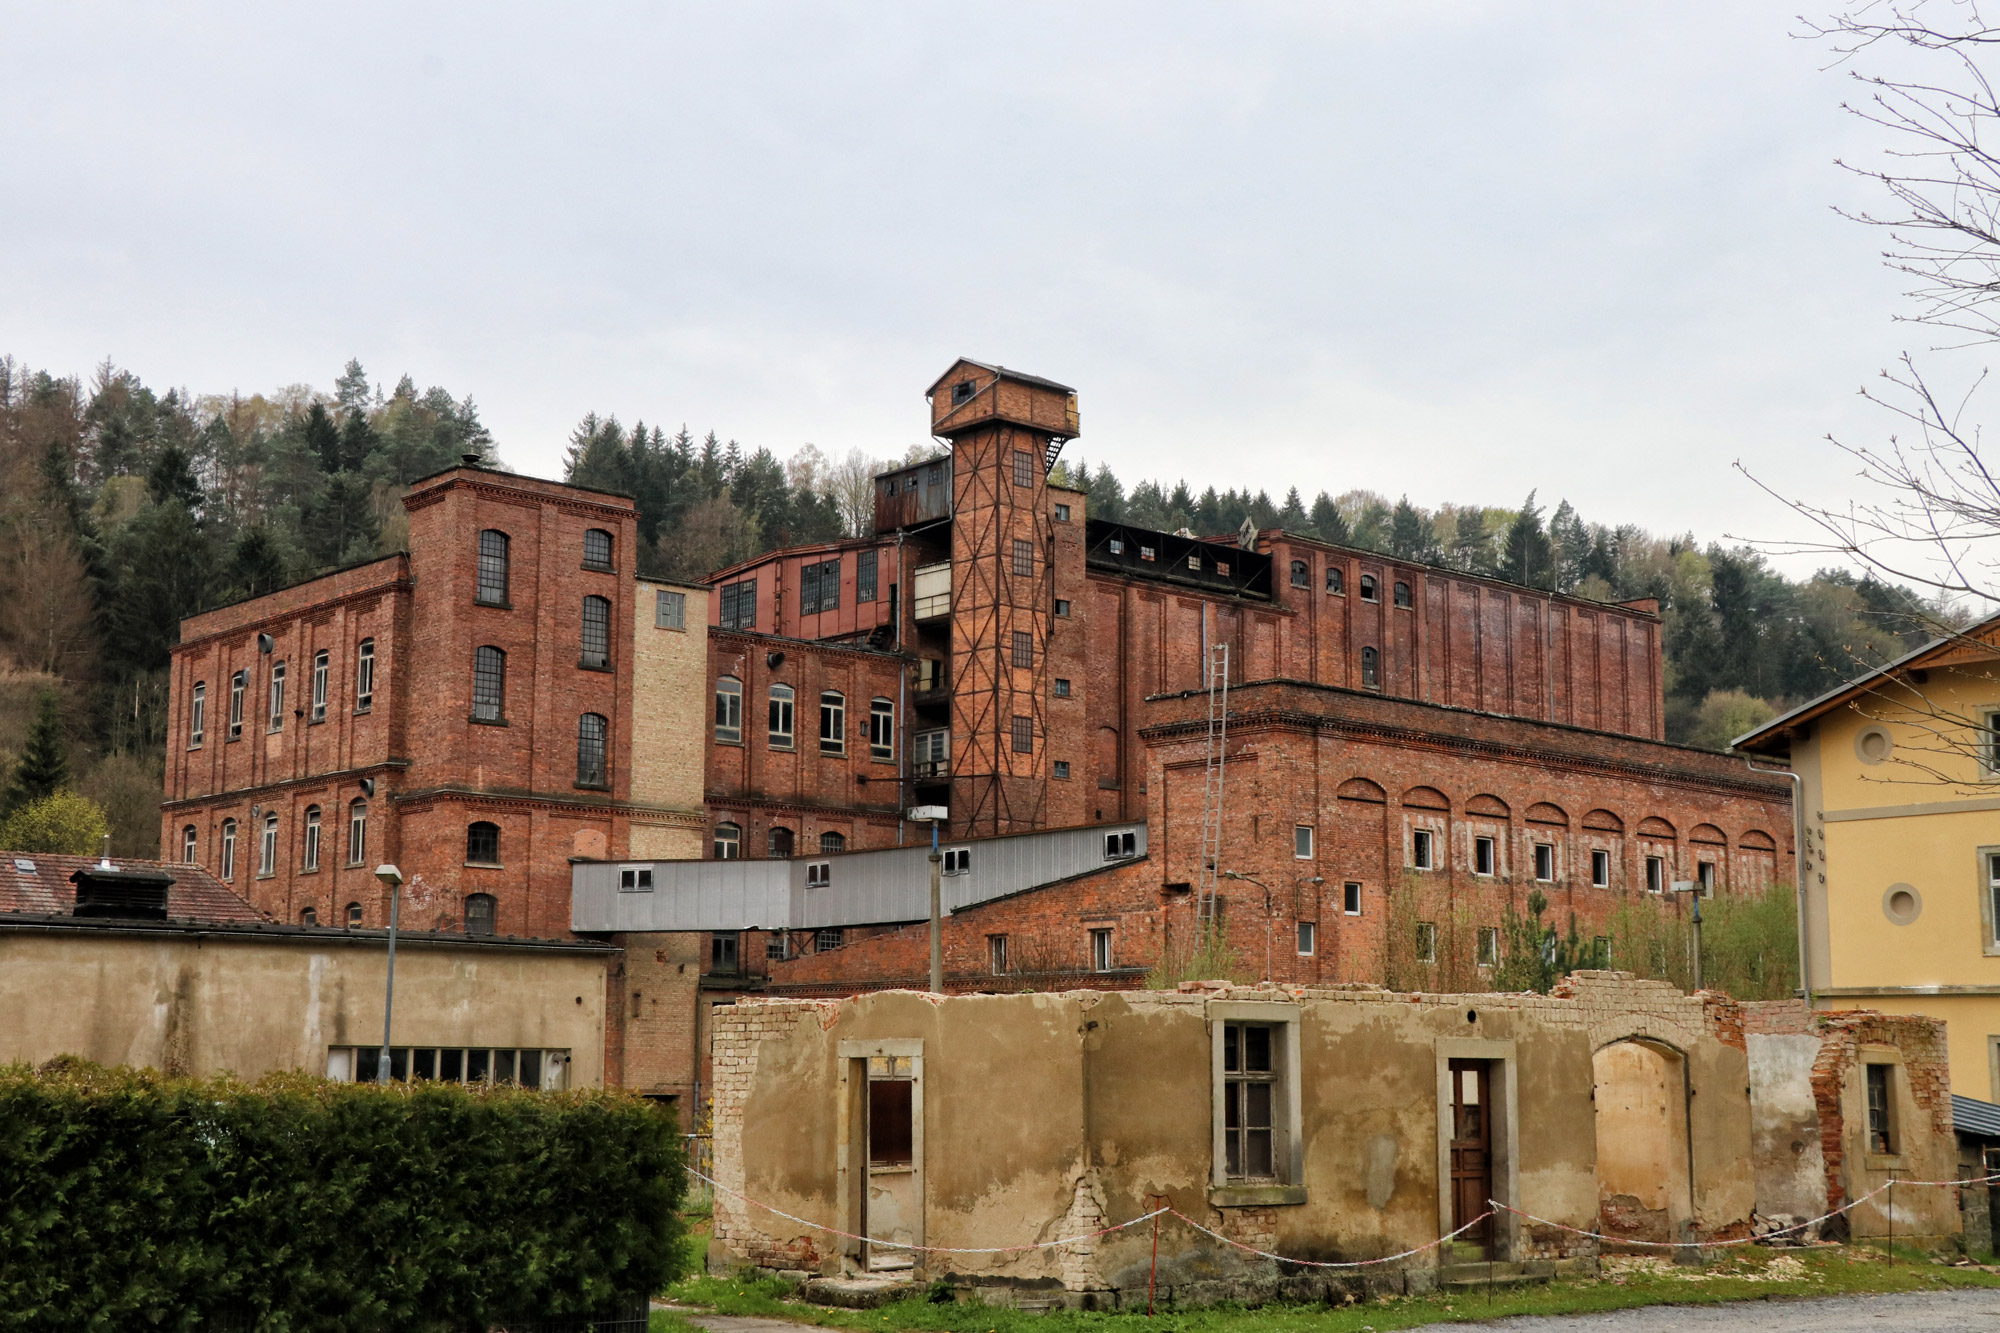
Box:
161 358 1794 1107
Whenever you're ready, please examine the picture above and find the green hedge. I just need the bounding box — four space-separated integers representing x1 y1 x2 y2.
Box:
0 1059 687 1332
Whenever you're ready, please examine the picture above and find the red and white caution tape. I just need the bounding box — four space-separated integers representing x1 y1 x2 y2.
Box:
1164 1207 1496 1269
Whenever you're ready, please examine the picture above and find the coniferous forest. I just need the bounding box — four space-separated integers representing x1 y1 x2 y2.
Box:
0 355 1943 858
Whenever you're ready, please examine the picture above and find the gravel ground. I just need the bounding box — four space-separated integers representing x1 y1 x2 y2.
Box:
1448 1289 2000 1331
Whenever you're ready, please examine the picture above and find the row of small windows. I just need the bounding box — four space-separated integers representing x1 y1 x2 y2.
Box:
713 823 848 860
716 680 895 759
1290 561 1411 608
298 895 498 935
189 642 375 747
185 814 507 881
717 550 885 631
474 528 618 608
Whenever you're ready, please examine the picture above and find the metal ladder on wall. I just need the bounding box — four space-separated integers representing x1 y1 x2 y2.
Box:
1194 643 1229 933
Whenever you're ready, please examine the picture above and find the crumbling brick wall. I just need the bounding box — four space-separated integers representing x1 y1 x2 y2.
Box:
708 997 839 1272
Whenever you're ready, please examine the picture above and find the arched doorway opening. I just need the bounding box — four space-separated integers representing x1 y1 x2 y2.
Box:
1592 1038 1693 1245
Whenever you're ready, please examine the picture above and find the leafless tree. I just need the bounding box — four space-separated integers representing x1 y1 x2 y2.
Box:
823 447 888 538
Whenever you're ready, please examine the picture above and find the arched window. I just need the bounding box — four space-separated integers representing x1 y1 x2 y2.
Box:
181 825 197 864
1290 560 1310 588
220 819 237 880
715 678 743 743
347 799 367 866
259 813 279 876
1359 574 1378 602
580 595 611 669
820 831 847 854
768 826 795 857
713 822 742 860
1326 567 1344 595
1361 646 1380 690
576 713 608 787
300 906 318 926
768 684 795 749
1393 580 1412 609
303 806 322 872
476 529 510 604
464 893 497 936
345 901 362 927
819 691 846 756
472 645 506 722
466 821 501 865
869 697 895 762
583 528 614 571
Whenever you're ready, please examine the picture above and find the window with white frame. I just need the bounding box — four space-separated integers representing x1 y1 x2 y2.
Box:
1646 855 1666 893
189 682 205 747
267 661 287 731
1985 710 2000 776
1294 825 1314 858
1591 848 1610 887
1533 842 1554 882
181 824 197 863
767 684 794 749
220 819 237 880
1474 836 1496 877
869 697 894 762
913 727 949 777
1343 882 1362 915
1413 828 1435 870
303 806 321 872
356 639 375 712
618 865 654 892
1989 853 2000 947
1477 926 1499 967
1697 860 1716 897
715 677 742 744
1296 921 1315 956
229 670 246 740
713 822 741 860
308 651 327 723
820 691 846 755
347 800 367 866
942 847 970 875
259 813 278 876
806 860 831 888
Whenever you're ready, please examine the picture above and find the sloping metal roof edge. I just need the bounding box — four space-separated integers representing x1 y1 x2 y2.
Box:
1954 1092 2000 1139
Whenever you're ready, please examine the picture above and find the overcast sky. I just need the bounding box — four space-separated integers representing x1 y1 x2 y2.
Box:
0 3 1954 560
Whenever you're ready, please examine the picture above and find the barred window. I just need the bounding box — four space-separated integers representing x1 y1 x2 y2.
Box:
467 821 501 865
476 529 510 604
576 713 608 787
472 646 506 722
1012 630 1033 668
1011 714 1034 754
857 549 878 603
820 831 846 854
581 595 611 668
583 528 614 571
1012 539 1034 577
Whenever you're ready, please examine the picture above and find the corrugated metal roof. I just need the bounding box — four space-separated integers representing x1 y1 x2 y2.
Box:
1954 1093 2000 1139
571 821 1148 932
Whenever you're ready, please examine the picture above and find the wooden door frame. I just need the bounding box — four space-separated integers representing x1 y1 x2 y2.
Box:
1435 1037 1518 1262
836 1038 925 1277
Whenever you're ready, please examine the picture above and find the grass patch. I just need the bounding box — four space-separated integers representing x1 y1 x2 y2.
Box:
654 1246 2000 1333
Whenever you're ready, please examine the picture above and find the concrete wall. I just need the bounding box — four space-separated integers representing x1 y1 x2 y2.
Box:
709 975 1766 1303
0 925 610 1086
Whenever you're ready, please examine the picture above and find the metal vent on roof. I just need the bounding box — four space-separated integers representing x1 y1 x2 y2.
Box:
12 858 35 873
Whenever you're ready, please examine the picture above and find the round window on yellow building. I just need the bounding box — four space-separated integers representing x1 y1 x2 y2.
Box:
1882 882 1922 925
1855 726 1893 765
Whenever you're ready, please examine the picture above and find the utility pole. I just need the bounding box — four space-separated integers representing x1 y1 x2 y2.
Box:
1672 879 1705 991
910 806 948 992
373 863 404 1082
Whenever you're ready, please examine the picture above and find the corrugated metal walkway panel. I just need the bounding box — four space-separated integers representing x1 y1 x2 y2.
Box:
571 821 1146 933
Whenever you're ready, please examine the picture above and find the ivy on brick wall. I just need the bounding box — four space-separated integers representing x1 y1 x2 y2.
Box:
0 1059 687 1332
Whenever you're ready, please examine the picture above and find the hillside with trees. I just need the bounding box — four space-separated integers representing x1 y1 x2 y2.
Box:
0 354 1945 858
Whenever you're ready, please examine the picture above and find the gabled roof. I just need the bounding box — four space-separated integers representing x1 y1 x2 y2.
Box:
923 358 1075 398
1731 611 2000 757
0 851 269 924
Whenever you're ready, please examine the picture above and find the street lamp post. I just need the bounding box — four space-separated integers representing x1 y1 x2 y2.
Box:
908 806 948 992
1671 879 1704 991
374 863 404 1083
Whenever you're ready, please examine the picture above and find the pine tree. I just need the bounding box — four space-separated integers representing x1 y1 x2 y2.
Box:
333 359 372 415
304 402 341 473
338 409 379 474
231 527 288 599
3 690 69 817
145 443 204 511
1278 487 1309 532
1500 491 1554 589
1309 492 1351 545
1389 496 1430 561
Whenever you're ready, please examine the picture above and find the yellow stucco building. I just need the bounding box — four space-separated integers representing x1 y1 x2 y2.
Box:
1737 617 2000 1099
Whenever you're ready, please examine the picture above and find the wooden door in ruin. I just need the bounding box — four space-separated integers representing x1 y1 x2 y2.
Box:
1448 1059 1493 1259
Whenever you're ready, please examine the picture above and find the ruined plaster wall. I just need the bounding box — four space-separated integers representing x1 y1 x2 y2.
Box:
1740 1001 1831 1224
708 997 838 1272
1810 1009 1957 1243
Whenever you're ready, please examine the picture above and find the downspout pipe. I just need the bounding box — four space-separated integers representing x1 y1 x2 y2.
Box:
1744 756 1811 1007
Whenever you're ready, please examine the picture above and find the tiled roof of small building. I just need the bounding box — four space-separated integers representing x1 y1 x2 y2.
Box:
0 851 269 924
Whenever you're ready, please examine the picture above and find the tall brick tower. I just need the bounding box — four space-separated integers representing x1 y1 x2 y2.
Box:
926 360 1079 837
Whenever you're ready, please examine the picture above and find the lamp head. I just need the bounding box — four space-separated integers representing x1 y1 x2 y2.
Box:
374 863 404 889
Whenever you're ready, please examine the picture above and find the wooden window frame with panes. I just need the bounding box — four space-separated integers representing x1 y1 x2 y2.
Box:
1207 1000 1304 1206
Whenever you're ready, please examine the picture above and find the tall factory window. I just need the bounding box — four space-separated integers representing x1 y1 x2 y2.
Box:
1012 539 1034 577
356 639 375 711
1012 630 1034 668
1393 581 1412 608
472 646 506 722
1011 714 1034 754
259 813 278 877
1012 450 1034 487
220 819 237 880
267 661 287 731
181 825 197 863
348 800 368 866
768 684 794 749
800 559 841 615
1361 646 1380 690
230 670 246 739
857 549 878 603
869 698 895 761
1326 567 1344 595
714 678 743 744
189 682 206 747
583 528 614 571
576 713 609 788
1359 574 1378 602
476 530 510 605
718 578 757 630
581 596 612 668
1290 560 1309 588
303 807 322 872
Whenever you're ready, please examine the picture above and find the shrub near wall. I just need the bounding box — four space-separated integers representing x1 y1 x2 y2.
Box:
0 1060 686 1332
